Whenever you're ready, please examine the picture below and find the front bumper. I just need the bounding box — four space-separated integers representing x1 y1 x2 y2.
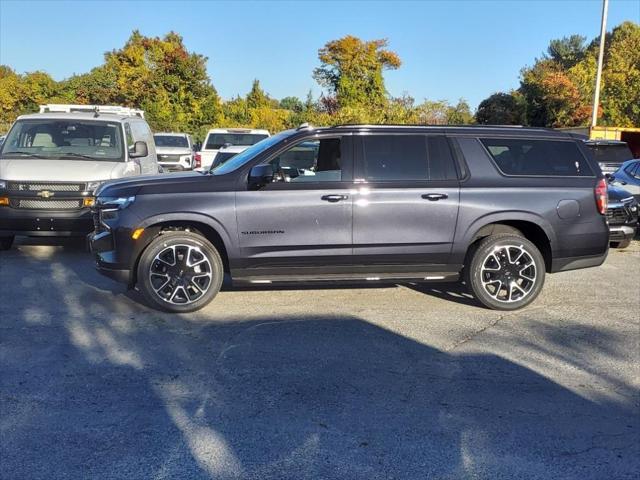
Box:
0 207 93 236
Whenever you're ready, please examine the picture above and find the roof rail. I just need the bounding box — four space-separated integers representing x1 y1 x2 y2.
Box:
330 123 549 129
38 104 145 118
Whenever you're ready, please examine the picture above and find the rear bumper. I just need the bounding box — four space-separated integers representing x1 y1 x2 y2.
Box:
0 207 93 237
609 225 636 242
551 250 609 273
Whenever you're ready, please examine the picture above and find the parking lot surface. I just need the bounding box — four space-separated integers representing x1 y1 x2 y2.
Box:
1 237 639 479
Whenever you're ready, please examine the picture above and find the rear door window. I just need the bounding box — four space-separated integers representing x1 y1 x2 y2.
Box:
361 134 458 182
480 138 593 177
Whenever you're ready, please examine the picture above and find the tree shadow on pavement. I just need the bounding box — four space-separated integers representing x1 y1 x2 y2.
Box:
1 240 638 479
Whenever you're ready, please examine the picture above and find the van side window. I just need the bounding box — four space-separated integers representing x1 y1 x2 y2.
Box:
361 135 458 181
481 138 593 177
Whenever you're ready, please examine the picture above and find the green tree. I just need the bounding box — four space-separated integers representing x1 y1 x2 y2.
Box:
546 35 587 69
446 99 474 125
279 96 304 113
476 92 526 125
313 35 401 110
246 79 272 109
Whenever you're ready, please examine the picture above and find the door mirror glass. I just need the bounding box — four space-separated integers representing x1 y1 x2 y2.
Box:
249 164 274 188
129 141 148 159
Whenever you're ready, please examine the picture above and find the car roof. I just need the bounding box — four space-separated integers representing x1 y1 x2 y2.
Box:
154 132 189 137
16 111 138 122
305 124 572 138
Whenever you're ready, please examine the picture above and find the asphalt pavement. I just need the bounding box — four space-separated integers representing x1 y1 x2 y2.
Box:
1 237 639 479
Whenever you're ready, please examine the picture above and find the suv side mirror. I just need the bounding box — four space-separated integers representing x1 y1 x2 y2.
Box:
249 164 274 188
129 141 148 159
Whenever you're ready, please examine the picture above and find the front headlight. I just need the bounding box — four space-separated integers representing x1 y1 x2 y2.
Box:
181 155 192 164
0 180 6 190
86 181 105 193
97 196 136 210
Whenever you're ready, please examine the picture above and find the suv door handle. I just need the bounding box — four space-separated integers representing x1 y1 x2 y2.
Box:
421 193 448 201
321 194 349 203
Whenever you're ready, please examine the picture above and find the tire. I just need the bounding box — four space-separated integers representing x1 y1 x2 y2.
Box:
0 235 15 251
464 234 546 311
136 231 224 313
610 239 631 249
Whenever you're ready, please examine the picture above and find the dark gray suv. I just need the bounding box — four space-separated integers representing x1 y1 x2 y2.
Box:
89 125 609 313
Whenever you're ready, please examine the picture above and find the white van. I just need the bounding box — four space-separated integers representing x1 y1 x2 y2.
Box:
0 104 158 249
198 128 269 170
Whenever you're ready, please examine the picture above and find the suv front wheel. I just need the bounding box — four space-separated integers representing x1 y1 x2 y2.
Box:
465 234 545 311
137 231 224 313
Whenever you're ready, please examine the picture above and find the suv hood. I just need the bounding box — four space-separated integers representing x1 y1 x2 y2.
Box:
0 158 134 182
97 171 236 197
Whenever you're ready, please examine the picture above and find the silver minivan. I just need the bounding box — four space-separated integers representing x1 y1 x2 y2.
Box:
0 104 158 250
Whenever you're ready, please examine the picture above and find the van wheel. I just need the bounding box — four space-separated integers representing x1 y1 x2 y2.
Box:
0 236 14 250
465 234 545 311
137 231 224 313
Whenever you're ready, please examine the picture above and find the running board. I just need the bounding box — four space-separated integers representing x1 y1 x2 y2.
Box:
232 272 460 286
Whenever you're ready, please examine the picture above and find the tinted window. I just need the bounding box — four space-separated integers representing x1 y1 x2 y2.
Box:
362 135 457 181
154 135 189 148
481 138 593 176
269 138 342 182
586 143 633 163
205 133 268 150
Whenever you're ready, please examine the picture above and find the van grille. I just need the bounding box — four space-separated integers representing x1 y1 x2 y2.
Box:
10 199 83 210
8 182 85 192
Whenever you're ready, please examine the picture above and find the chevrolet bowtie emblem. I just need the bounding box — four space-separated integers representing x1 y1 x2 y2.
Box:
37 190 54 199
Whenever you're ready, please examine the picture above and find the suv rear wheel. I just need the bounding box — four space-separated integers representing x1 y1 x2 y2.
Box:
0 235 15 251
137 231 224 313
465 234 545 310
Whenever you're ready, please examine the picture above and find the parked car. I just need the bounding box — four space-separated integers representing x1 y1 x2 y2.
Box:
584 139 634 174
606 183 638 249
90 124 609 313
198 128 269 170
609 159 640 202
0 104 158 250
210 145 248 170
154 132 195 171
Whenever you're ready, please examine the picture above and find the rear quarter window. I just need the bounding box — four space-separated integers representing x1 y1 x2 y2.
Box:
480 138 593 177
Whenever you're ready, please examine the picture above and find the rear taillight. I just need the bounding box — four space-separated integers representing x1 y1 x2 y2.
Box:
194 152 201 169
595 178 607 215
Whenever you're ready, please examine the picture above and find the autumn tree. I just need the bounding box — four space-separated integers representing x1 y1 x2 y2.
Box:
313 35 401 111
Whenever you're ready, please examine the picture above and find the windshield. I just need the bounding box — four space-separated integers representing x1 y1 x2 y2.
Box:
204 133 268 150
212 131 291 175
587 143 634 164
0 119 124 161
154 135 189 148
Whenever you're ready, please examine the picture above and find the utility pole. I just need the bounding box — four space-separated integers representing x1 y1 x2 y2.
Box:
591 0 609 127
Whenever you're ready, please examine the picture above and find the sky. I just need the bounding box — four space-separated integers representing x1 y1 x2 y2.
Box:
0 0 638 109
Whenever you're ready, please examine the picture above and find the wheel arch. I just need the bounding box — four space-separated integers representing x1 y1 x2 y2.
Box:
463 213 555 272
132 213 234 285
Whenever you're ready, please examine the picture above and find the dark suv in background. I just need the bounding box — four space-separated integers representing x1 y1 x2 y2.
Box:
90 125 609 313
